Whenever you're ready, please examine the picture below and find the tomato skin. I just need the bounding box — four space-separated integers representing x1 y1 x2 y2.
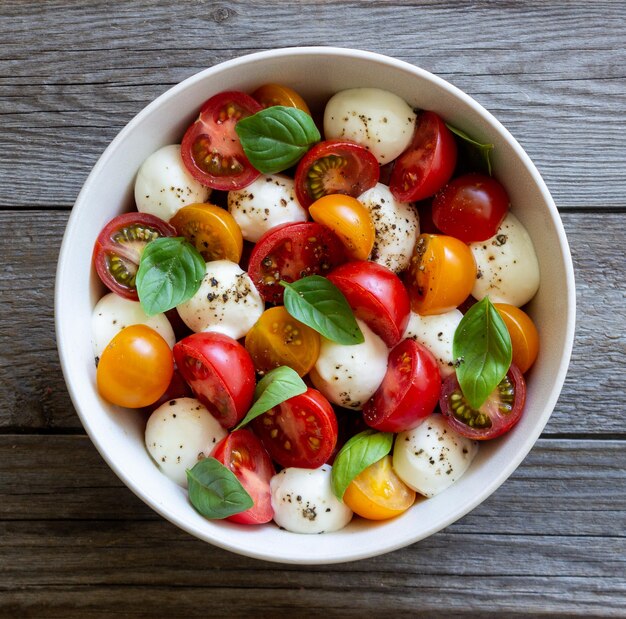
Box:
97 324 174 408
252 83 311 114
494 304 539 373
93 213 176 301
440 364 526 440
432 173 510 243
247 222 346 304
389 111 457 202
181 91 262 191
252 387 338 469
173 332 255 429
212 429 275 525
327 260 410 348
294 140 380 208
363 339 441 432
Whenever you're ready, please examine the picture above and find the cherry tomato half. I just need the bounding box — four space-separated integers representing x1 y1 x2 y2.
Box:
173 332 255 429
181 91 262 191
247 222 346 304
295 140 380 208
170 202 243 263
363 339 441 432
389 111 457 202
494 303 539 373
212 429 275 525
405 233 477 315
97 324 174 408
440 363 526 440
343 455 416 520
432 173 510 243
252 387 338 469
92 212 176 300
328 260 410 347
252 83 311 114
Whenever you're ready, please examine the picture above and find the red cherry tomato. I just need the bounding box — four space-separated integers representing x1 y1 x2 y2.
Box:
173 332 255 429
432 173 510 242
389 111 457 202
294 140 380 208
327 261 410 347
142 369 193 414
440 364 526 440
181 91 262 191
247 222 346 304
212 429 275 525
252 387 338 469
92 213 176 300
363 339 441 433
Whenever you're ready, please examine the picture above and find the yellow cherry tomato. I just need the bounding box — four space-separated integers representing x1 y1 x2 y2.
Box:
252 83 311 115
97 324 174 408
406 233 477 315
309 194 376 260
245 306 320 377
170 203 243 263
494 303 539 373
343 455 416 520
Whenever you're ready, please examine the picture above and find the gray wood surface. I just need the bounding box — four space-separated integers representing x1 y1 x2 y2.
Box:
1 0 625 617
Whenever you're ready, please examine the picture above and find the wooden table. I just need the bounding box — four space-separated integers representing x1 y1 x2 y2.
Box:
1 1 625 616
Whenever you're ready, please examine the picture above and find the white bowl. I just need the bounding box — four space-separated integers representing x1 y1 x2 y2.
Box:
55 47 575 564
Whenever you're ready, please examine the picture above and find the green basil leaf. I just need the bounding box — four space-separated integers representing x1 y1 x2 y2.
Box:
331 430 394 501
235 105 320 174
452 296 512 409
136 237 205 316
281 276 364 345
446 123 494 176
234 366 307 430
186 457 253 519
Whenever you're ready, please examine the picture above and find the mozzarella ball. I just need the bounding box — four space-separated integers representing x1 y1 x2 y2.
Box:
91 292 175 358
270 465 353 534
324 88 416 163
394 414 478 498
227 174 307 242
176 260 264 339
470 212 540 306
358 183 419 273
145 397 227 487
135 145 210 221
403 309 463 378
310 319 388 410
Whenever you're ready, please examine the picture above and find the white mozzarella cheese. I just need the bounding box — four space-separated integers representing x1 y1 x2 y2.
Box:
324 88 416 163
227 174 307 242
270 465 353 534
393 414 478 498
310 318 388 410
470 212 540 307
91 292 175 358
145 397 227 487
403 309 463 378
134 145 210 221
357 183 419 273
176 260 264 339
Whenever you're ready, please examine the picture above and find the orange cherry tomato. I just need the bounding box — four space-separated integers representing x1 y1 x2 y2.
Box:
170 203 243 263
309 194 375 260
97 324 174 408
343 455 416 520
405 233 477 315
245 306 320 377
252 83 311 115
494 303 539 373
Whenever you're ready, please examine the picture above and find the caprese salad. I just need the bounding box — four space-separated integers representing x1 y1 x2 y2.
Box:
91 83 540 534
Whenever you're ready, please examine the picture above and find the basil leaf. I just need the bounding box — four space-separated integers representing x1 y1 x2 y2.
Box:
281 276 364 345
235 105 320 174
186 457 253 519
136 237 205 316
446 123 494 176
234 366 307 430
453 296 512 409
331 430 394 500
